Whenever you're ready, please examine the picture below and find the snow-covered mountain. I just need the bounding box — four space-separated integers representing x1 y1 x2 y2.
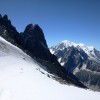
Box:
50 40 100 91
50 40 100 62
0 36 100 100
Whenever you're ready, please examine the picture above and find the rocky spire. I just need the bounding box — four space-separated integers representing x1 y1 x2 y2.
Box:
24 23 34 33
24 23 48 48
0 14 2 19
0 14 11 26
2 14 8 21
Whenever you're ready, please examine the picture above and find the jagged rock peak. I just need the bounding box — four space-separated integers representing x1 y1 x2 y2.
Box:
0 14 9 21
24 23 48 47
2 14 8 21
0 14 2 19
33 24 42 31
24 23 34 32
24 24 42 33
0 14 11 26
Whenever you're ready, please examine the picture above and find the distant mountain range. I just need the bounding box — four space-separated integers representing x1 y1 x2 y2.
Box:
0 14 86 89
50 40 100 91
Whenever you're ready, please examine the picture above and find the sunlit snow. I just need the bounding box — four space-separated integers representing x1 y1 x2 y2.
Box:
0 37 100 100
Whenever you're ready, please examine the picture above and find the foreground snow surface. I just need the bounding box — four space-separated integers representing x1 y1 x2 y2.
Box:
0 37 100 100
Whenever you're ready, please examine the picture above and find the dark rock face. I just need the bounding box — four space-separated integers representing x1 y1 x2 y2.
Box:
21 24 50 59
0 15 59 66
20 24 60 66
0 15 21 47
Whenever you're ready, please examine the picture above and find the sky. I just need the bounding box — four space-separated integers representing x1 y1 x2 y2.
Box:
0 0 100 50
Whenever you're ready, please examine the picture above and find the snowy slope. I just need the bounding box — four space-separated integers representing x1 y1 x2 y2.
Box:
0 37 100 100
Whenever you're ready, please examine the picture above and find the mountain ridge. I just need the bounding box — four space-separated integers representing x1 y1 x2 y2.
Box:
50 40 100 63
50 40 100 91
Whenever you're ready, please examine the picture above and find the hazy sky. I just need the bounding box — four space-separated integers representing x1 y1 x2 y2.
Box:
0 0 100 50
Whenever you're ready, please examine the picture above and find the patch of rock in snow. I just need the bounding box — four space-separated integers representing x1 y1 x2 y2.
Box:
58 57 62 63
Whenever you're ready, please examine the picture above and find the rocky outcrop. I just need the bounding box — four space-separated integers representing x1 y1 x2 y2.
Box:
0 14 21 47
20 24 60 66
0 15 59 66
